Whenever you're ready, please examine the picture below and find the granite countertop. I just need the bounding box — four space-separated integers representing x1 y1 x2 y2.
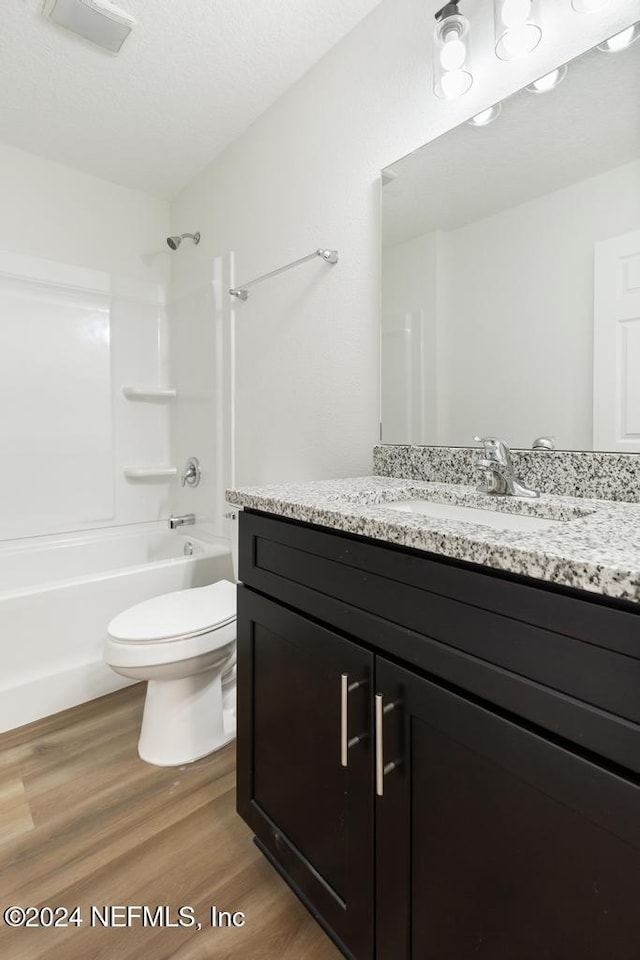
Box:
225 476 640 604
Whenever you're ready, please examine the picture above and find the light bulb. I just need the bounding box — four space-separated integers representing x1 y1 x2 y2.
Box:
467 103 502 126
501 0 532 27
440 36 467 71
440 69 473 99
597 24 640 52
526 64 567 93
433 9 473 101
495 0 542 60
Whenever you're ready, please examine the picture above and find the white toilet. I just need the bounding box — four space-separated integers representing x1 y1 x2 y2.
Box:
104 514 240 766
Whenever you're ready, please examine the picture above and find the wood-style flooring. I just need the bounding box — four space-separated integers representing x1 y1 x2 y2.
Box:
0 685 342 960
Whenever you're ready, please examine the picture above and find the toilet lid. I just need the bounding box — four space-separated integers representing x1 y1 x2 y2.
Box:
107 580 236 643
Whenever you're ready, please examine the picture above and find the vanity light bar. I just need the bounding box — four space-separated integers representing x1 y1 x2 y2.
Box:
438 1 637 115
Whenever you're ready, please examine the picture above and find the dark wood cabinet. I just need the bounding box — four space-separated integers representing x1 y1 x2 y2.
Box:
236 510 640 960
237 587 375 960
376 656 640 960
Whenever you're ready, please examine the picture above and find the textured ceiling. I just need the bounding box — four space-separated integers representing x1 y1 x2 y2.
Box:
2 0 383 197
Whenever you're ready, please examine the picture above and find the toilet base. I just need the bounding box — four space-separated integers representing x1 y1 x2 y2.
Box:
138 668 236 766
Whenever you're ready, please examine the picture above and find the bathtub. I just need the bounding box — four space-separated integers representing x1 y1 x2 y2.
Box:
0 522 233 733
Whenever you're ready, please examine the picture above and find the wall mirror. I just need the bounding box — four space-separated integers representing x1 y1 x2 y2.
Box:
381 37 640 452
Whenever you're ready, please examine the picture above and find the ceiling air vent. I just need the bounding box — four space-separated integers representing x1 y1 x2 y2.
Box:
43 0 135 54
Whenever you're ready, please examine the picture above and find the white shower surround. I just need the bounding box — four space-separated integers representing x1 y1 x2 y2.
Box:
0 249 173 542
0 522 233 733
0 154 238 733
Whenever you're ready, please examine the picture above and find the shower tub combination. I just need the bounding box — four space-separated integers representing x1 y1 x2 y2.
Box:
0 522 233 733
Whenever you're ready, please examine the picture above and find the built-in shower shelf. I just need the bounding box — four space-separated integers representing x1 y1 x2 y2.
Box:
122 387 177 401
123 466 178 480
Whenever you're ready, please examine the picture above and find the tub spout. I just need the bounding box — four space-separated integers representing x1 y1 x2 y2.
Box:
168 514 195 530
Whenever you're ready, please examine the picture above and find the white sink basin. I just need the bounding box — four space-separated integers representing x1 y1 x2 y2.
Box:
386 499 566 533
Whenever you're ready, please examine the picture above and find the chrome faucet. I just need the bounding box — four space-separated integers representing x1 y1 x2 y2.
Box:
181 457 201 487
168 513 196 530
474 436 539 499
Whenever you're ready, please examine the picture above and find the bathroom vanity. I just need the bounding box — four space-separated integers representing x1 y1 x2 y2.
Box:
230 477 640 960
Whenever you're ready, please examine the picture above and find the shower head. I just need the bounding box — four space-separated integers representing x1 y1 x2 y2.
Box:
166 232 200 250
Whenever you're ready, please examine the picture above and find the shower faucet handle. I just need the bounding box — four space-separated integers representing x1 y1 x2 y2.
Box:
181 457 201 487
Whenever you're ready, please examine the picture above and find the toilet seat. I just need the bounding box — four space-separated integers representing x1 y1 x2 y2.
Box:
108 580 236 643
104 580 237 670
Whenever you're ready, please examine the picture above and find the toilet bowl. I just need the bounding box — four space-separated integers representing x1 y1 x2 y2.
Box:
104 579 237 766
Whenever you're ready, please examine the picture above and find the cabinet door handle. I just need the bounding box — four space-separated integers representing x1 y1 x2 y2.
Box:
375 693 398 796
341 674 349 767
341 673 365 767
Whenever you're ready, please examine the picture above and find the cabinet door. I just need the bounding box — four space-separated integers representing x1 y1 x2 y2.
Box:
376 656 640 960
237 587 374 960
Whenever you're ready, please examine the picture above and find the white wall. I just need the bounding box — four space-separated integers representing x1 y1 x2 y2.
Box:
0 143 170 284
170 0 640 485
0 143 172 540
